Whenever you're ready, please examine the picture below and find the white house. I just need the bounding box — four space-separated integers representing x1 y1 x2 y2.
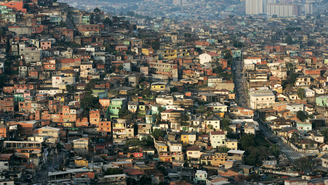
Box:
199 52 220 65
313 88 325 95
286 103 304 113
304 88 315 97
249 88 275 110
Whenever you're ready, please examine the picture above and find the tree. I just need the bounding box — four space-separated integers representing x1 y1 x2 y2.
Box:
81 93 100 116
290 132 300 143
286 35 293 45
271 144 280 158
297 88 305 100
94 8 101 12
241 133 255 150
170 87 178 93
180 113 190 126
118 65 123 71
0 28 4 36
297 111 307 122
23 3 30 13
137 175 151 185
60 21 66 27
103 168 123 175
152 129 163 139
103 17 112 26
156 113 161 123
127 11 135 17
151 41 160 50
221 118 232 133
218 146 230 152
196 105 206 113
321 128 328 141
119 108 129 118
223 50 232 60
119 12 124 16
294 157 313 172
207 124 213 129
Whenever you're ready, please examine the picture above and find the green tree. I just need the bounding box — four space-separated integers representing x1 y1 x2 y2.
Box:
60 21 66 27
297 88 305 100
180 113 190 126
271 144 280 158
118 65 123 71
127 11 135 17
152 129 163 139
94 7 101 12
207 124 213 129
23 3 30 13
137 175 151 185
0 28 4 36
119 108 129 118
223 50 232 60
119 12 124 16
294 157 313 172
290 132 300 143
297 111 307 122
241 133 255 150
170 87 178 93
104 168 123 175
286 35 293 45
103 17 112 26
151 41 160 50
218 146 230 152
221 118 231 132
321 128 328 141
196 105 206 113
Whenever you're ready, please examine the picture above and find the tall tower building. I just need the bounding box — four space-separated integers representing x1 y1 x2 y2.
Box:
173 0 181 5
304 3 313 15
246 0 276 15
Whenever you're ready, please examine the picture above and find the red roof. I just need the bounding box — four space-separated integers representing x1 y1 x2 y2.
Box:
123 168 145 176
207 52 220 57
211 131 225 135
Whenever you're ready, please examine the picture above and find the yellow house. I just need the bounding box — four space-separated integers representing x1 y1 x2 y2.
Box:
155 142 168 153
63 122 75 128
181 133 196 146
142 48 154 56
151 82 167 92
226 139 238 150
74 157 88 167
163 49 177 60
54 93 66 102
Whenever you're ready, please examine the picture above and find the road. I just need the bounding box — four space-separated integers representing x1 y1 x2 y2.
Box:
233 60 247 108
35 150 66 184
232 60 304 162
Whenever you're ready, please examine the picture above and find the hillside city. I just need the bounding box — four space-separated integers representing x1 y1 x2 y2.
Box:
1 0 328 184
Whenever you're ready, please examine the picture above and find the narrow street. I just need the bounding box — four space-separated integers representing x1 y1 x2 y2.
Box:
233 60 247 108
233 60 304 162
35 150 66 184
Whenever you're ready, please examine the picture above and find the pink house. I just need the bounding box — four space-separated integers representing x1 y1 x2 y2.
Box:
40 40 51 50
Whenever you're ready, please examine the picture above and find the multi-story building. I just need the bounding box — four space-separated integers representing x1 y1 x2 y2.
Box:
149 61 179 82
249 88 275 110
267 3 301 17
210 131 226 148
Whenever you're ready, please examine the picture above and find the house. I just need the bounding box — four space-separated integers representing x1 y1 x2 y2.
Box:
204 115 221 130
161 109 182 122
262 156 277 169
194 170 207 184
296 121 312 132
304 88 315 97
128 101 138 113
151 82 168 92
109 98 127 118
226 139 238 150
316 96 328 107
249 88 275 110
199 52 220 65
210 131 226 148
181 133 197 145
123 168 145 181
186 146 202 160
227 150 245 163
295 75 312 87
205 102 228 113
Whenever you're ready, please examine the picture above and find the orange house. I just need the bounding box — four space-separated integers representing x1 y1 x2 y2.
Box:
0 2 26 13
